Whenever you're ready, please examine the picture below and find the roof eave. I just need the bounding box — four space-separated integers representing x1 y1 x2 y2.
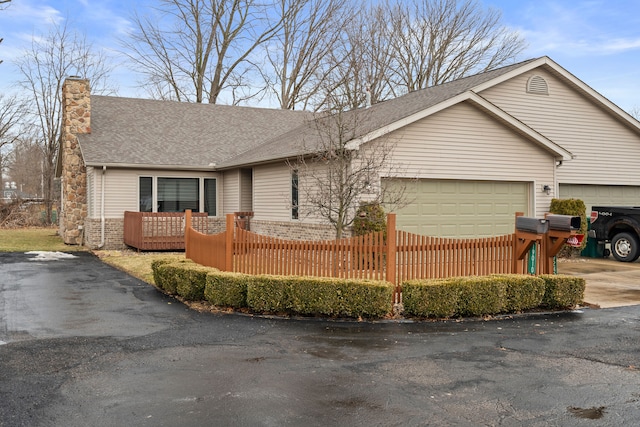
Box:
85 161 218 171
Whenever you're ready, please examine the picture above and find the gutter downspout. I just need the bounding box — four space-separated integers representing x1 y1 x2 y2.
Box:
98 166 106 249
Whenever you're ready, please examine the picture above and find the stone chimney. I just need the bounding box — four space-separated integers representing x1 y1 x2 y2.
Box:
60 77 90 245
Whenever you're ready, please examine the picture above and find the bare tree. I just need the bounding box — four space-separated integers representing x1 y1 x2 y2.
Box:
291 105 407 239
0 94 26 192
629 106 640 120
316 3 395 110
6 135 45 198
260 0 350 110
15 21 115 224
123 0 285 104
386 0 526 93
0 0 10 65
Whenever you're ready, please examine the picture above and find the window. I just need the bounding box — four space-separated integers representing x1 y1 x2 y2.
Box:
204 178 217 216
138 176 217 215
157 178 199 212
139 177 152 212
291 170 299 219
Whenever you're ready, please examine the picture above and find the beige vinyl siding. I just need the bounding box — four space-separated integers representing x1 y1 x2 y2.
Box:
86 167 95 218
103 169 143 217
222 169 240 214
382 101 555 217
253 163 293 221
99 169 219 218
560 184 640 212
482 69 640 185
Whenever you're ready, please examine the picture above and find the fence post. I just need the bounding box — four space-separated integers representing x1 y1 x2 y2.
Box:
225 213 234 272
185 209 192 259
386 214 398 301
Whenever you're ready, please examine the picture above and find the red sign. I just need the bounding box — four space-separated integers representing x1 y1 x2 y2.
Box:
566 234 585 247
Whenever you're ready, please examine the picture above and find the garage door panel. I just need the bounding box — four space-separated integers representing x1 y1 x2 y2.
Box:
459 203 477 215
384 179 529 238
560 184 640 212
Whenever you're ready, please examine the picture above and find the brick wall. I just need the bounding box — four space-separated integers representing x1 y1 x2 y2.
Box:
86 216 227 250
250 220 349 241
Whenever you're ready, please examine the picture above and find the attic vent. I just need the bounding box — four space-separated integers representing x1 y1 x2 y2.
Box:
527 75 549 95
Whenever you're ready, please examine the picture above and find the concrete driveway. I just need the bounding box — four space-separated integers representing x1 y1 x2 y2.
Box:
2 251 640 426
558 256 640 308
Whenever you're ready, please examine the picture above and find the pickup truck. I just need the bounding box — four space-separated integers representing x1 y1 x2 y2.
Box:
589 206 640 262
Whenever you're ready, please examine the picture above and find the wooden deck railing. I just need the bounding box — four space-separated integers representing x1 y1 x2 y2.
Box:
124 211 208 250
185 211 538 303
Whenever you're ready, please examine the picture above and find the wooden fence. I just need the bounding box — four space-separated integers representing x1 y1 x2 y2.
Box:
185 211 539 302
124 211 208 251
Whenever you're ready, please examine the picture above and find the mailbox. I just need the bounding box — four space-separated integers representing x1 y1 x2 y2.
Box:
516 216 549 234
546 214 581 231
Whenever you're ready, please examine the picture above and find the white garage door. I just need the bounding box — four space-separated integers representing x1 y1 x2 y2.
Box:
384 179 530 238
559 184 640 212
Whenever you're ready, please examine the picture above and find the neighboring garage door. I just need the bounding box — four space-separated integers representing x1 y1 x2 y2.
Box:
383 179 530 238
559 184 640 212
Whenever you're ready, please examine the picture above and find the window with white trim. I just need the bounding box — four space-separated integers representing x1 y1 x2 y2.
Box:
138 176 217 215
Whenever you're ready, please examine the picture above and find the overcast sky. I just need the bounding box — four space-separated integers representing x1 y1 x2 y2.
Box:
1 0 639 112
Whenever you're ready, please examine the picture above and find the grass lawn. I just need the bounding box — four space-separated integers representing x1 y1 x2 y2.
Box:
96 251 185 285
0 228 87 253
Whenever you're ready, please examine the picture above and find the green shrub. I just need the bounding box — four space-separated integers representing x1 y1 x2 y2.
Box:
457 277 506 317
247 274 393 318
353 203 386 237
204 271 250 308
286 276 393 318
337 279 394 318
540 274 585 309
549 198 587 256
175 264 217 301
247 275 290 313
403 275 549 318
152 259 195 294
491 274 546 312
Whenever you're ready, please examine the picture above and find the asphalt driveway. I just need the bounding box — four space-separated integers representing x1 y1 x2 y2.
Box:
1 251 640 426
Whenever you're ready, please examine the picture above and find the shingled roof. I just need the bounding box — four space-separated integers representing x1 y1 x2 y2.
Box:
80 57 548 169
218 58 541 168
79 96 312 169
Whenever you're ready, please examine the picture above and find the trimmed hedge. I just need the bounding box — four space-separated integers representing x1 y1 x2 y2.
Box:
247 275 394 318
152 259 195 294
539 274 585 309
402 278 459 318
204 271 250 308
152 261 584 319
176 264 218 301
492 274 546 312
403 274 575 318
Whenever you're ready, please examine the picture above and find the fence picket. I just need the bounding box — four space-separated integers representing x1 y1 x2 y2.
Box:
183 212 546 287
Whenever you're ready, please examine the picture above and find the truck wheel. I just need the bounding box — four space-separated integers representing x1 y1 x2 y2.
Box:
611 232 640 262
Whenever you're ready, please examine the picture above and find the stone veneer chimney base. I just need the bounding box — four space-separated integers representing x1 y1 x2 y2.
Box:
60 77 91 245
